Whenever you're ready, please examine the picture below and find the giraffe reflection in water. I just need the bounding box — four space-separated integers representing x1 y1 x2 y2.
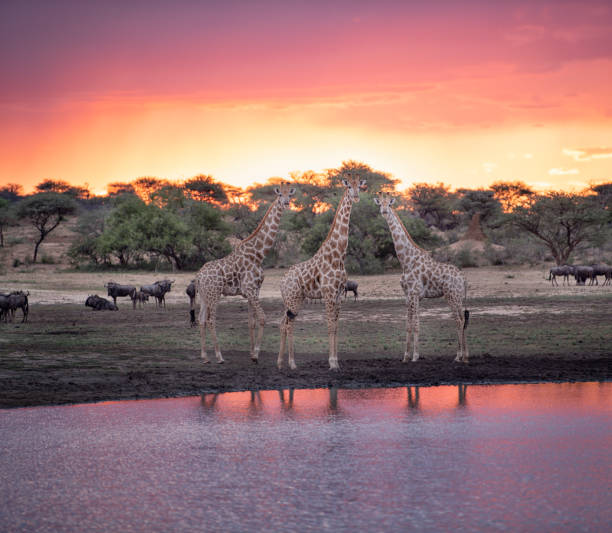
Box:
200 385 470 414
407 384 468 409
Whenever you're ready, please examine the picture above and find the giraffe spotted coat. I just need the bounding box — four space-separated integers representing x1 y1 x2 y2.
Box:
193 183 295 363
374 193 469 363
278 175 367 371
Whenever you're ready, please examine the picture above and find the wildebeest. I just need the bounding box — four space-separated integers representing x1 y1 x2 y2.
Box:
344 280 359 301
141 279 174 307
589 264 612 286
104 282 136 307
548 265 575 286
130 290 150 309
186 279 196 310
8 291 29 322
0 293 11 322
85 295 118 311
574 265 594 286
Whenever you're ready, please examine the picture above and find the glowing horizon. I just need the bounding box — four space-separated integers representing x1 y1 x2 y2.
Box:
1 0 611 195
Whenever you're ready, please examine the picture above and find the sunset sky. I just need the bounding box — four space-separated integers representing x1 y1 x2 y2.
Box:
1 0 611 195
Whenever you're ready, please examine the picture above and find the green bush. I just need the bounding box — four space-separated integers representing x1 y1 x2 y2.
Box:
454 246 478 268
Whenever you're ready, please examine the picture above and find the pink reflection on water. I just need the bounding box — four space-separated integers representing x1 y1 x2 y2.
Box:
198 381 611 420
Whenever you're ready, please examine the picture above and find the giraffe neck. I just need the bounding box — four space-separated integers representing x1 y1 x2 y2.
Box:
319 189 353 260
383 208 426 267
240 198 283 262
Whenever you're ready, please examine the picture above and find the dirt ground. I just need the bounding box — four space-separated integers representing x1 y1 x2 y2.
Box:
1 265 611 408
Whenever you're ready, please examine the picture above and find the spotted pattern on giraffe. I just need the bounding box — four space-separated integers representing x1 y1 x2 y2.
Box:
278 175 367 371
374 192 469 363
192 183 296 363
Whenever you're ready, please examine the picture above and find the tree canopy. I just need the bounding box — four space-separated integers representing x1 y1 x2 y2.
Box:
510 192 606 265
6 165 610 272
16 192 77 262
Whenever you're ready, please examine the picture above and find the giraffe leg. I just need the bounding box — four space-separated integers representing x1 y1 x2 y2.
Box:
412 299 420 362
247 301 256 361
452 306 465 363
461 324 469 363
206 304 224 363
198 299 210 363
287 318 297 370
278 315 288 369
447 295 469 363
280 292 303 370
403 295 420 362
325 297 341 370
461 308 469 363
249 298 266 363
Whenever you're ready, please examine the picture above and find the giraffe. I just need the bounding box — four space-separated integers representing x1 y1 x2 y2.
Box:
374 193 469 363
278 175 367 370
192 183 296 363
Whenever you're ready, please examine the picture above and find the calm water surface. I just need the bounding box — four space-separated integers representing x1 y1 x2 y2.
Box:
1 382 611 532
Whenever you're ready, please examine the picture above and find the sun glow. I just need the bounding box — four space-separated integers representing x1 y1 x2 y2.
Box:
1 1 611 194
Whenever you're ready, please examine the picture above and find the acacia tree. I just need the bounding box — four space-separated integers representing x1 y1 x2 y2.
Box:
16 192 77 262
184 175 228 203
35 179 90 199
132 176 171 202
405 182 458 229
510 192 605 265
491 181 534 212
456 189 503 228
0 183 24 202
0 198 13 247
107 182 137 197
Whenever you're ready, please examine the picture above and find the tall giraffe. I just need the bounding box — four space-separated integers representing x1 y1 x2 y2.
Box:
278 175 367 370
374 193 469 363
192 183 296 363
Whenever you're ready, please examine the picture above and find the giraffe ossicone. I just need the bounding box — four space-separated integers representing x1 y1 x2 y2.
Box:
374 192 469 363
278 174 367 371
192 182 296 363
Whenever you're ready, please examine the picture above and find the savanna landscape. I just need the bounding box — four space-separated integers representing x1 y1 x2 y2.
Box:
2 3 612 531
1 174 610 408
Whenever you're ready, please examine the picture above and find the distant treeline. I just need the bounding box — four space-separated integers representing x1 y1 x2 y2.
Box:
1 161 610 272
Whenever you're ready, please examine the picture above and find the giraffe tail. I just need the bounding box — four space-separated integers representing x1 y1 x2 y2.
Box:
463 309 470 330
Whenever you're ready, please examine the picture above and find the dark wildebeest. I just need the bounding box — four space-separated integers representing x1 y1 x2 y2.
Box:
589 264 612 286
186 279 196 311
574 265 594 286
130 290 150 309
8 290 29 322
0 293 11 322
85 295 118 311
104 282 137 307
344 280 359 301
141 279 174 307
548 265 575 286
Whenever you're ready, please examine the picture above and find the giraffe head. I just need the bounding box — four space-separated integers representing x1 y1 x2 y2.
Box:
373 192 396 214
273 182 297 208
341 174 367 203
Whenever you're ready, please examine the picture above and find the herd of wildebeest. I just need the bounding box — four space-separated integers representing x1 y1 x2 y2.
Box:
548 264 612 286
0 264 608 324
85 277 359 312
85 279 177 311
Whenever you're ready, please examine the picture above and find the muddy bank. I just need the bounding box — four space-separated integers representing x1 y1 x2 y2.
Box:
2 352 610 408
1 285 610 408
